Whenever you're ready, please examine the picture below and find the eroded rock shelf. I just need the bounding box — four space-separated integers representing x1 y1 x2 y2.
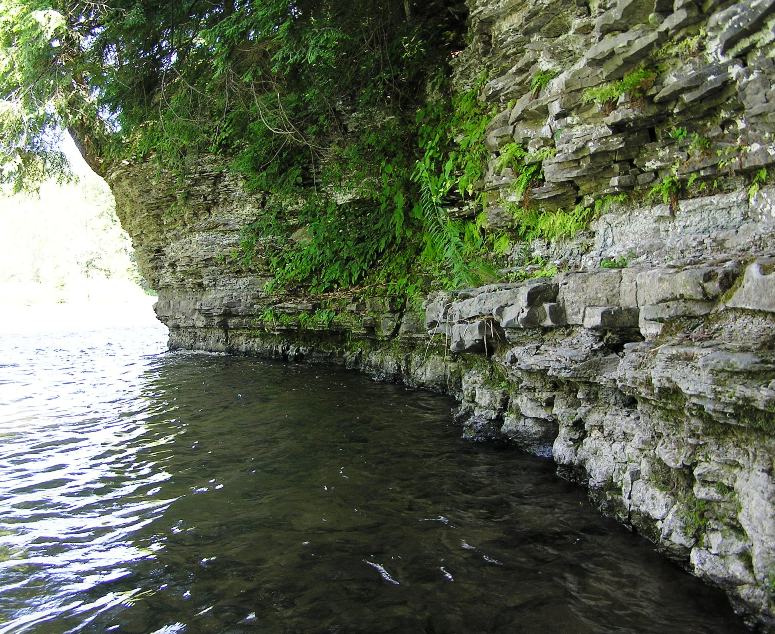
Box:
107 0 775 629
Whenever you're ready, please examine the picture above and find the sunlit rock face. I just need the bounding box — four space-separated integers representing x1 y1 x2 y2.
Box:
108 1 775 630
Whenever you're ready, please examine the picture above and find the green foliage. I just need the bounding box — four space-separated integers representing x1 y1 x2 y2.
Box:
235 74 499 295
495 143 555 205
529 69 558 96
312 308 336 328
496 143 527 173
655 28 707 61
507 257 558 282
0 2 77 190
410 75 500 288
508 194 625 243
596 193 628 212
649 173 681 210
716 144 743 172
748 168 767 203
414 179 496 289
689 133 711 155
583 68 657 109
510 203 594 242
492 233 512 256
513 162 544 203
258 307 278 326
1 0 466 184
244 194 404 293
414 75 495 200
600 255 628 269
296 308 337 329
668 127 688 142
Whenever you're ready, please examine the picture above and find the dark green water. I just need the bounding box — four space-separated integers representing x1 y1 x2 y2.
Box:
0 326 747 632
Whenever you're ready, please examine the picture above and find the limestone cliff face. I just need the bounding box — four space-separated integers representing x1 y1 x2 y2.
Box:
109 1 775 629
458 0 775 215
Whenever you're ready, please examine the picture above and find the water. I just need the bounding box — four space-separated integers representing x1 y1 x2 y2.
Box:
0 323 747 633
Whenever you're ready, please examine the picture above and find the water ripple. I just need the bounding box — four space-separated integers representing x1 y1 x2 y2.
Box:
0 325 748 633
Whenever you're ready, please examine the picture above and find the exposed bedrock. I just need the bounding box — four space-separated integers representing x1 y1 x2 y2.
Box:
107 0 775 629
111 161 775 633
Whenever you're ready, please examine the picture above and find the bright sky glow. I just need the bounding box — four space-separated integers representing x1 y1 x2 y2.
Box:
0 133 161 334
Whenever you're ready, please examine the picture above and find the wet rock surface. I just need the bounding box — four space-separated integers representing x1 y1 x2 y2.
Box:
119 173 775 630
108 0 775 629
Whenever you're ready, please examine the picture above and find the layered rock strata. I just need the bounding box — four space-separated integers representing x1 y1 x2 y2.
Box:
111 155 775 630
106 0 775 629
458 0 775 220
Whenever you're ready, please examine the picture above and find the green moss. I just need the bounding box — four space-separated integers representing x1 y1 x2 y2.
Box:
655 28 707 61
683 497 710 538
766 571 775 598
710 265 750 307
582 68 657 109
733 405 775 433
459 352 513 389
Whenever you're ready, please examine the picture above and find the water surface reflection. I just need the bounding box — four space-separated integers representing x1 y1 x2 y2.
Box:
0 328 746 632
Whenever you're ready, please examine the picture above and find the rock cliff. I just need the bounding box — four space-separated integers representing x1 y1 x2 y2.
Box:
107 0 775 629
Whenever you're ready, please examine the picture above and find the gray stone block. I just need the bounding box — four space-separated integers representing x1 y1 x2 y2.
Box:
450 321 487 353
450 288 522 322
501 414 558 457
658 7 701 35
726 259 775 313
620 268 639 307
485 125 516 151
377 313 402 338
596 0 654 35
542 302 567 327
583 306 640 329
636 267 726 306
640 300 714 322
450 280 557 325
398 310 425 337
450 319 503 353
424 291 452 329
712 0 775 54
558 270 623 325
496 281 561 329
585 27 650 67
655 64 728 103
